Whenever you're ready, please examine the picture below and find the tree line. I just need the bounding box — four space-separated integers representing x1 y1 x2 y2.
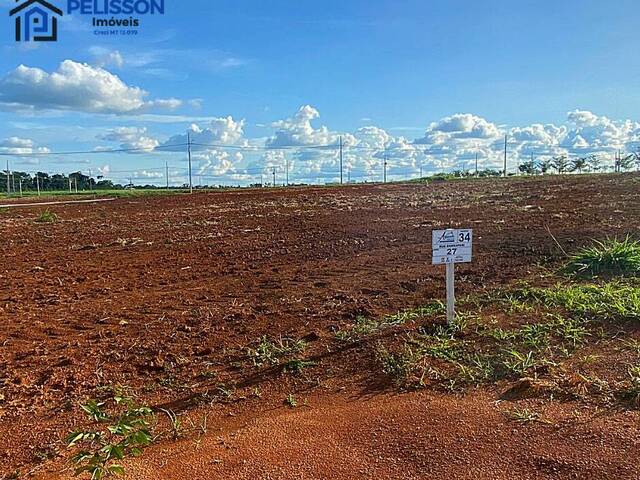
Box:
517 152 638 175
0 171 120 193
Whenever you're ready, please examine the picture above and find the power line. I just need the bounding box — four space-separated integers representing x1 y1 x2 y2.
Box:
0 143 188 157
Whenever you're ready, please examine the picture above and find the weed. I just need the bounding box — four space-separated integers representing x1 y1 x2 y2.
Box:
35 209 58 223
502 350 537 376
620 338 640 356
337 303 446 342
282 359 317 374
66 395 154 479
620 366 640 407
160 409 182 440
511 282 640 323
335 316 379 342
376 343 420 385
247 336 306 367
505 408 548 424
284 394 298 408
564 237 640 278
482 327 516 341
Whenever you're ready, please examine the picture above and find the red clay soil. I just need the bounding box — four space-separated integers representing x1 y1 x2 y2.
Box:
1 174 639 479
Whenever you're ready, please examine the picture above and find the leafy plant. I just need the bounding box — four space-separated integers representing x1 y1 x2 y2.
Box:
35 209 58 223
505 408 548 424
247 336 306 367
335 316 379 342
66 396 154 479
620 366 640 407
282 359 317 374
284 394 298 408
376 343 422 386
564 237 640 278
502 350 537 376
160 408 182 440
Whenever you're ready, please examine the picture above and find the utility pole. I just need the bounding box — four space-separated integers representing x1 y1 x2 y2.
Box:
475 153 479 176
19 177 22 197
285 157 289 186
36 173 40 196
5 159 9 195
187 131 193 194
503 135 508 177
339 135 343 185
165 161 169 189
383 154 388 183
69 176 72 194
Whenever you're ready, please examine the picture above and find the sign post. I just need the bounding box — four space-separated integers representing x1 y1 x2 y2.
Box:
432 229 473 324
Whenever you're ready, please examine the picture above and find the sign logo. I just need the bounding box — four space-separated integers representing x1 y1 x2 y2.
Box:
10 0 63 42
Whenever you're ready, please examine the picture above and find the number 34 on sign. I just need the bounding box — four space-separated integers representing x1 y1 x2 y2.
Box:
432 229 473 265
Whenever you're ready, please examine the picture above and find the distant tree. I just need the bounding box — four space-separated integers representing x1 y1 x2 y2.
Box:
587 155 602 172
619 154 635 172
551 155 570 174
95 180 116 190
538 158 553 174
570 157 588 173
518 160 538 175
478 169 502 177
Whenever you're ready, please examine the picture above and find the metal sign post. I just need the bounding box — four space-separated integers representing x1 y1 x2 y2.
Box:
432 229 473 324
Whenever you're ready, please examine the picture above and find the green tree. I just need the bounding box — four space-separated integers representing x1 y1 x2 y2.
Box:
551 155 570 174
570 157 588 173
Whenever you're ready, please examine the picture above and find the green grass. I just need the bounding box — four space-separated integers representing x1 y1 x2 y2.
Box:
505 408 549 424
247 336 307 367
377 281 640 392
564 237 640 278
621 366 640 407
282 359 317 374
335 302 445 342
35 209 58 223
510 282 640 323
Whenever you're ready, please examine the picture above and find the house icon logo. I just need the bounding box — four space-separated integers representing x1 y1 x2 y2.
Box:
9 0 63 42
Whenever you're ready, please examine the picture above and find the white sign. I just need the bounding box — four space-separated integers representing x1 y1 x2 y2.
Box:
432 229 473 265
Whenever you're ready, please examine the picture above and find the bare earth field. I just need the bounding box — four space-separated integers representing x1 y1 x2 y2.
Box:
1 174 639 479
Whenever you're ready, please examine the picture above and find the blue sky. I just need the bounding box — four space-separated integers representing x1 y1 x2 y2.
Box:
1 0 639 185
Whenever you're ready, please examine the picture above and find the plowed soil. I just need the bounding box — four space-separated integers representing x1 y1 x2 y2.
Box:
1 174 639 479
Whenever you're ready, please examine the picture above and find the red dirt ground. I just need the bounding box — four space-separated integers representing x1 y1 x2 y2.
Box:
1 174 639 479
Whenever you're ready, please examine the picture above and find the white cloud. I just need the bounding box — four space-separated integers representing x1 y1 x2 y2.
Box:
88 47 124 69
417 113 502 143
98 127 159 152
0 137 50 155
161 116 247 150
0 60 184 114
268 105 354 148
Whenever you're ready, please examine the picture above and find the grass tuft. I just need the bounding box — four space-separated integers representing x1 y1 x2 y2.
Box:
35 209 58 223
564 237 640 278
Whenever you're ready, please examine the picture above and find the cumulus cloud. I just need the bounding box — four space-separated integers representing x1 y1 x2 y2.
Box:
98 127 159 152
33 106 640 186
88 47 124 68
0 60 185 114
267 105 355 148
161 116 246 151
0 137 50 155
